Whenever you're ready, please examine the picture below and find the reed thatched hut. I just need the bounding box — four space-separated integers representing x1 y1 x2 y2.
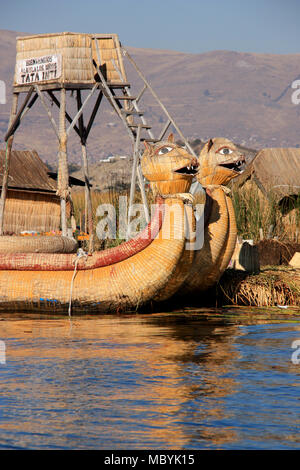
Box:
236 147 300 204
233 147 300 244
14 32 127 89
0 149 77 234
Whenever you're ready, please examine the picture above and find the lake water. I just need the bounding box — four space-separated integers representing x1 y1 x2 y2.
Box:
0 307 300 450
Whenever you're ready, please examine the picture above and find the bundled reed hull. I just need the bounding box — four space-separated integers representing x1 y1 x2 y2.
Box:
153 202 196 302
0 197 194 314
181 187 237 294
0 235 77 254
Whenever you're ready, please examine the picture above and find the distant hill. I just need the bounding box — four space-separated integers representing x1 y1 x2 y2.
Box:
1 29 300 173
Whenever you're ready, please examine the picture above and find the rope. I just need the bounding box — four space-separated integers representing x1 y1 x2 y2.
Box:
205 184 231 194
68 248 88 317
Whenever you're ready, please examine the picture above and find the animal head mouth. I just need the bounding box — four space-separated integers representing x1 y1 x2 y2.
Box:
173 159 199 176
218 156 246 174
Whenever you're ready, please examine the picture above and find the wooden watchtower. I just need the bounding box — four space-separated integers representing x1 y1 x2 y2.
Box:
1 32 198 250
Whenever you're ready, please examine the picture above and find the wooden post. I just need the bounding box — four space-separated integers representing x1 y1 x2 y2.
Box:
81 144 94 251
0 92 19 235
57 88 69 237
77 90 94 252
126 125 150 236
34 85 59 140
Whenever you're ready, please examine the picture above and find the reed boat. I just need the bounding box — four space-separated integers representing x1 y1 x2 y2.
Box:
0 136 198 314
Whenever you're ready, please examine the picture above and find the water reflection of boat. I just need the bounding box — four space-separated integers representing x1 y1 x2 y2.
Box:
0 313 242 448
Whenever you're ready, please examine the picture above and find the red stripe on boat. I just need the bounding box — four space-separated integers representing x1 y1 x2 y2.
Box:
0 198 165 271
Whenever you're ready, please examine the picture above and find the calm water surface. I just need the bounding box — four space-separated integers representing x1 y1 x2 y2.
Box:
0 307 300 450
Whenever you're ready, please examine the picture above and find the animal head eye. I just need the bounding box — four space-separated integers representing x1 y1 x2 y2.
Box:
158 146 173 155
218 147 233 155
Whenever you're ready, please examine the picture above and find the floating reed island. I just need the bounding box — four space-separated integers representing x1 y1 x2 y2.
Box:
217 265 300 308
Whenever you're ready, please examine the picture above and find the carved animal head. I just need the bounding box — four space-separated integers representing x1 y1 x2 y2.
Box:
141 133 198 195
197 137 246 186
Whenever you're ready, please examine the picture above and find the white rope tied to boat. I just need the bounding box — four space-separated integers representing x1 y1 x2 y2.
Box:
205 184 231 194
68 248 88 317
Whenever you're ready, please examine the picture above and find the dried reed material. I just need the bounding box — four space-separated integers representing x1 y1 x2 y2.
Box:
197 138 246 186
0 199 164 270
231 181 298 242
153 202 196 302
0 235 77 254
217 193 238 273
237 147 300 204
141 135 198 196
14 32 126 87
0 150 57 192
182 186 232 294
72 188 130 250
0 196 195 313
179 137 244 295
3 190 61 234
219 267 300 307
91 35 126 83
281 208 300 243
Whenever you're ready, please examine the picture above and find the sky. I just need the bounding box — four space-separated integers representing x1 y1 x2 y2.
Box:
0 0 300 54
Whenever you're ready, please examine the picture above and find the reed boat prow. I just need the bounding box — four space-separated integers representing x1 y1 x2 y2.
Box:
181 137 245 295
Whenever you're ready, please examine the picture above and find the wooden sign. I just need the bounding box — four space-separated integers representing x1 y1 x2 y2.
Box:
16 54 62 84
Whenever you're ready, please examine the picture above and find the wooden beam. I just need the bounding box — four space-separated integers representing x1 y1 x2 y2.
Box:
137 164 150 223
14 82 97 93
135 84 147 104
0 93 19 235
34 84 59 140
19 92 38 121
158 119 172 141
122 47 198 159
47 90 81 139
85 90 103 139
92 40 136 145
76 90 94 252
66 83 98 137
4 87 34 141
111 57 154 139
57 88 69 236
76 89 85 142
127 125 142 239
